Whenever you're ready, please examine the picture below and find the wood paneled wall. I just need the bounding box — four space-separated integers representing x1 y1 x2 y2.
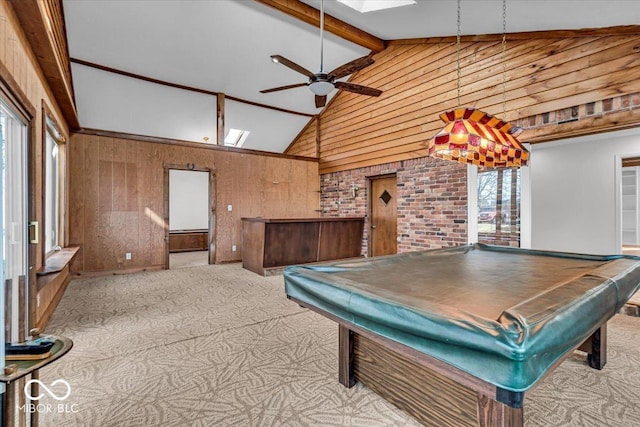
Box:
68 131 319 273
287 117 318 157
287 28 640 174
1 0 69 270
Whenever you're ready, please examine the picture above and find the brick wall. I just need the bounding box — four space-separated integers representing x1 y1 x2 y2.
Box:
515 92 640 130
320 156 468 255
318 92 640 255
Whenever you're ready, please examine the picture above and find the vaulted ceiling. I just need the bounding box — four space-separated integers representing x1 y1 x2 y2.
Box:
63 0 640 153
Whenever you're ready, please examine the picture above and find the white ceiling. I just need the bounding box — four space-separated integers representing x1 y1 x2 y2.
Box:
63 0 640 153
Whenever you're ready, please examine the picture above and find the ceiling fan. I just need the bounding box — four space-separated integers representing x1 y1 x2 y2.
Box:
260 0 382 108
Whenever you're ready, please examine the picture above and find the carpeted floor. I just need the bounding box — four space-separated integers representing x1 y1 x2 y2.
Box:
169 251 209 269
38 263 640 426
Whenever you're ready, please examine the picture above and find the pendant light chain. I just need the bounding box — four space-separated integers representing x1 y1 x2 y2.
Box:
456 0 461 107
501 0 507 118
428 0 530 168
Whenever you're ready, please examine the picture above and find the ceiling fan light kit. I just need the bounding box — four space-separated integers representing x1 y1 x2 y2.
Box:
309 80 334 96
260 0 382 108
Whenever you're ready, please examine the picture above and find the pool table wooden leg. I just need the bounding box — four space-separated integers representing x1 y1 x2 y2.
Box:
477 393 524 427
578 323 607 370
338 325 355 387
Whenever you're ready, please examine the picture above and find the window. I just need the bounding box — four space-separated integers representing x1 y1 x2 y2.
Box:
477 168 521 246
622 165 640 245
224 128 250 147
43 111 65 255
337 0 416 13
1 93 30 344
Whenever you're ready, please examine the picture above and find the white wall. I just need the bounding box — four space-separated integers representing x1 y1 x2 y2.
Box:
225 99 311 153
73 64 217 143
527 128 640 255
169 170 209 231
72 64 313 153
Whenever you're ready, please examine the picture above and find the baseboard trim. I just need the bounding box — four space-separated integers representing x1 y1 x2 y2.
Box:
72 265 165 279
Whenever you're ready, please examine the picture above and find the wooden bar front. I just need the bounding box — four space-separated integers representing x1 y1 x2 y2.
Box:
241 217 364 275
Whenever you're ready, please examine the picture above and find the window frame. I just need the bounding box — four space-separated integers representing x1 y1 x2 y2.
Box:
476 167 521 246
1 67 36 350
41 102 66 259
224 128 250 147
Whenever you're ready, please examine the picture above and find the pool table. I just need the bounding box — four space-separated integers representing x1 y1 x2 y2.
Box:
283 244 640 426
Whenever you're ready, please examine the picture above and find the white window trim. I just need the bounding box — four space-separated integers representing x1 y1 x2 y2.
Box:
519 151 532 249
43 111 65 256
467 164 478 244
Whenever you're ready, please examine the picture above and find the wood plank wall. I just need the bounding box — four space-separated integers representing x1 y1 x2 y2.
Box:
68 131 320 273
1 0 69 270
286 29 640 174
287 117 318 157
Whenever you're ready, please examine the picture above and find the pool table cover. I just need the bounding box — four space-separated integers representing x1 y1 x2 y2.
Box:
284 243 640 392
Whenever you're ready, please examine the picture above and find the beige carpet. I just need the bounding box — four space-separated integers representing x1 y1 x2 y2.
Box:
38 263 640 426
169 251 209 269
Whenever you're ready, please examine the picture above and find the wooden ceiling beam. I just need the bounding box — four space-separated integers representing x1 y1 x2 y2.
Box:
9 0 80 129
70 58 315 118
389 25 640 45
254 0 386 53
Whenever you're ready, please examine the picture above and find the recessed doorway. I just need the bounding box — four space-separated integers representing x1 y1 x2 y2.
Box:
164 165 216 269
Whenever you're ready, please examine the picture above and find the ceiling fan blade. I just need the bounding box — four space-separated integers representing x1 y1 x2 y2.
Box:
271 55 315 78
260 83 307 94
334 82 382 97
315 95 327 108
329 56 375 80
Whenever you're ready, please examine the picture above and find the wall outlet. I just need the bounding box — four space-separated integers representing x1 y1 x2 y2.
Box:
125 252 132 260
227 204 233 212
232 245 237 252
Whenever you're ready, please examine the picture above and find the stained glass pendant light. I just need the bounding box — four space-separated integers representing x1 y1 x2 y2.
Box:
432 108 528 167
428 0 529 168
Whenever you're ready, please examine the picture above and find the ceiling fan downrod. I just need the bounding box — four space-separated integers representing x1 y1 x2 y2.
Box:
319 0 325 73
259 0 382 107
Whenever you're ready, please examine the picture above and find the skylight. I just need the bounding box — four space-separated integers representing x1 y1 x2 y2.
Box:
336 0 416 13
224 128 250 147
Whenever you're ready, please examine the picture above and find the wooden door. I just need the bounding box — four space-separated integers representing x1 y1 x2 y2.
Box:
370 175 397 257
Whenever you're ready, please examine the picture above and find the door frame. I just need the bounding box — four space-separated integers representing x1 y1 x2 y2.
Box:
367 173 397 257
163 163 217 269
1 70 36 342
616 154 640 253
